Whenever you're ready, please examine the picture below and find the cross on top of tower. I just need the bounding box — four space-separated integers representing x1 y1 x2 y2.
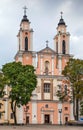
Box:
46 40 49 47
60 11 63 19
23 6 28 16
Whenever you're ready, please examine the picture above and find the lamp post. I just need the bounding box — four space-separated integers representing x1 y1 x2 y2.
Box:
58 109 62 125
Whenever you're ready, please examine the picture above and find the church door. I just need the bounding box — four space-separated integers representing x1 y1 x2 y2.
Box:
44 114 50 124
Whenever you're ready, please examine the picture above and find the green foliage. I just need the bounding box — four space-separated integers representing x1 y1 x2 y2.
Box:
2 62 37 124
0 72 6 97
62 58 83 99
62 58 83 120
56 89 72 102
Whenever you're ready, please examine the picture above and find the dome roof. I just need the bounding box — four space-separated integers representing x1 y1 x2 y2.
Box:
58 12 66 26
21 15 29 22
58 18 66 26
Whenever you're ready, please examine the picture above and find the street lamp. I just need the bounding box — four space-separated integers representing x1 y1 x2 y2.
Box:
58 109 62 125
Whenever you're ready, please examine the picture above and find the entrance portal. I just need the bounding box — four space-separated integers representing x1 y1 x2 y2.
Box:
26 116 29 124
65 117 68 124
44 114 50 124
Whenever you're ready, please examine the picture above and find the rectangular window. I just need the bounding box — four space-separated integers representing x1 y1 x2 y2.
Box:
65 107 68 110
10 113 13 119
44 83 50 93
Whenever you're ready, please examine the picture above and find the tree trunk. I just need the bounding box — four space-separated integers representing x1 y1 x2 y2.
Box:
13 111 17 124
73 98 76 120
76 98 79 120
11 101 17 124
72 87 76 120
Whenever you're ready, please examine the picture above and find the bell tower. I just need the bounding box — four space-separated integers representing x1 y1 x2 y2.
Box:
15 7 36 67
54 12 71 75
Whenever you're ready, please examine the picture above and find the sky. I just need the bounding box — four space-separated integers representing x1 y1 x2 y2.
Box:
0 0 83 68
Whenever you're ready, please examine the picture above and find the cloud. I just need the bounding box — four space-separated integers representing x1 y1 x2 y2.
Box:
70 35 83 59
0 0 83 68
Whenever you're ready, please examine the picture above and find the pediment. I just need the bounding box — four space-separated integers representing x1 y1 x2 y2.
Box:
37 46 56 54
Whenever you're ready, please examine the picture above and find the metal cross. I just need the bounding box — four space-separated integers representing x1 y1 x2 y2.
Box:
23 6 28 16
60 11 63 19
46 40 49 47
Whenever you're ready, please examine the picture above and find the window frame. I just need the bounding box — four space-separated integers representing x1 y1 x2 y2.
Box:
44 83 50 93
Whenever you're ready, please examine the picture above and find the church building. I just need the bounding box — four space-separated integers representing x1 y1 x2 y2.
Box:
0 9 74 124
14 8 74 125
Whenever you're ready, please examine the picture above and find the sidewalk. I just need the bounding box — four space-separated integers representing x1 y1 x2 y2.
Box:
0 125 83 130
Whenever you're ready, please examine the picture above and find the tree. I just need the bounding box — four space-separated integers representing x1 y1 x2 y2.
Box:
2 62 37 124
80 101 83 116
62 58 83 120
0 72 6 97
0 71 7 120
56 83 72 102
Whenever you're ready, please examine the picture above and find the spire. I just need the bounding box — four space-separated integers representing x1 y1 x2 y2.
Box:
58 12 66 26
21 6 29 22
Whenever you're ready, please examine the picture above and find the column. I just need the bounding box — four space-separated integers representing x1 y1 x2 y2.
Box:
52 55 54 75
58 102 62 124
4 99 8 123
70 103 74 120
41 112 44 124
17 106 23 124
50 79 53 100
32 101 37 124
30 30 33 51
41 79 44 100
20 31 23 50
58 34 61 53
58 55 62 75
50 113 53 124
32 53 36 68
40 55 43 74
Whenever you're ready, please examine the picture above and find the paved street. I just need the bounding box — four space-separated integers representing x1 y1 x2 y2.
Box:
0 125 83 130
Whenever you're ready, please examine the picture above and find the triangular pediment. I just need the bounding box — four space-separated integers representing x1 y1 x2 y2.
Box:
37 46 56 54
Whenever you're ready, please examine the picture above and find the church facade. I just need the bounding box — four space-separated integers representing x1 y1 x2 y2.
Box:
0 10 74 124
14 10 74 124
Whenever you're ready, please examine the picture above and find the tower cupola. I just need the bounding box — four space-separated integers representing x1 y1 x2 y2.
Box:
58 12 66 26
21 6 29 23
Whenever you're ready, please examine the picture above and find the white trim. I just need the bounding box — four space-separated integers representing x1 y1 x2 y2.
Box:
17 106 23 124
70 103 74 120
41 113 44 124
58 56 62 75
52 57 54 75
58 34 61 53
40 57 43 74
32 102 37 124
58 102 62 124
30 31 33 51
50 113 53 124
4 100 8 121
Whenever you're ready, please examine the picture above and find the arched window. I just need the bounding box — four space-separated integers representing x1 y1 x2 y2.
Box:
62 40 66 54
25 37 28 51
45 61 49 75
